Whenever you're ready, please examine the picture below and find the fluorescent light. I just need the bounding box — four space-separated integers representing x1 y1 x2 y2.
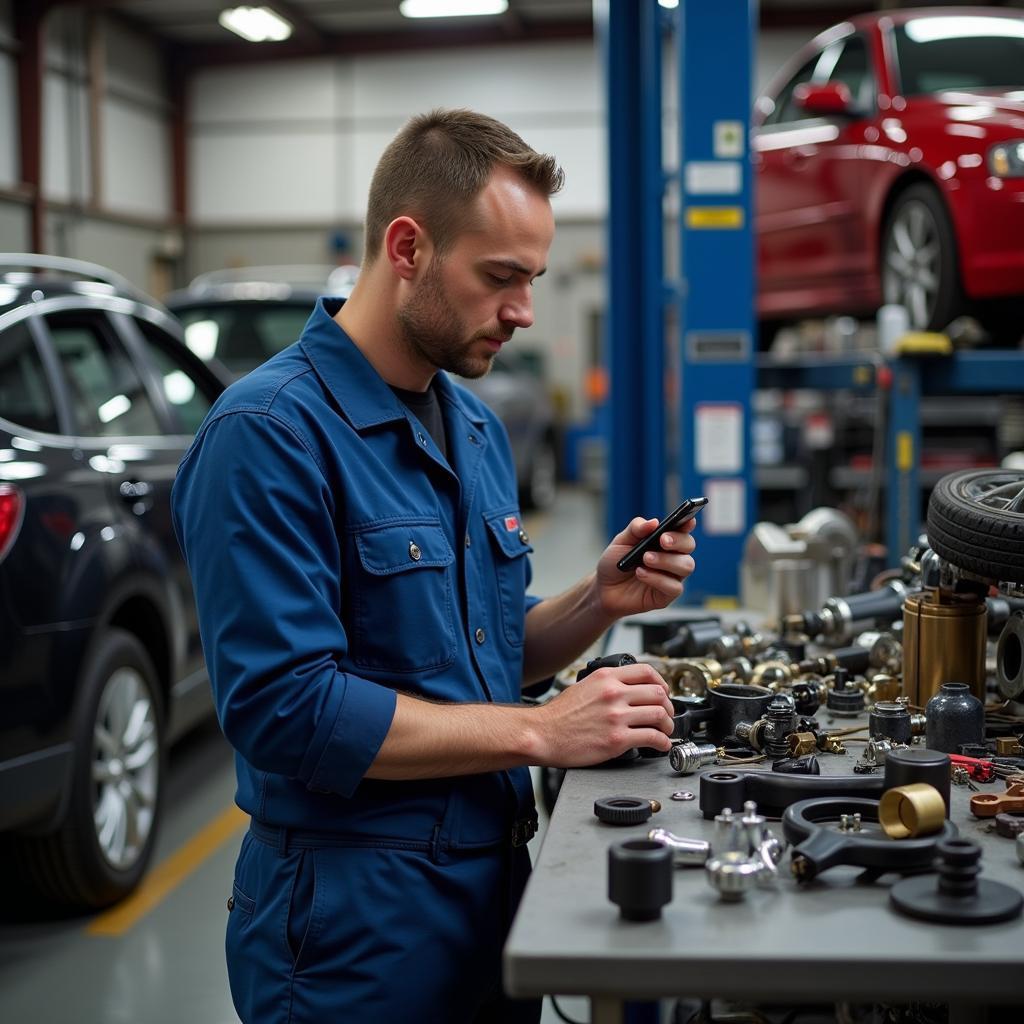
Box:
904 16 1024 44
218 6 293 42
399 0 508 18
658 0 680 8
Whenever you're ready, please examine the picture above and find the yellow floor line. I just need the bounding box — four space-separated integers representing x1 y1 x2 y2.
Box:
87 804 248 937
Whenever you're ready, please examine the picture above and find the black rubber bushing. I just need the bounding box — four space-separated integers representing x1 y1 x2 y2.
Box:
594 795 654 826
608 839 673 921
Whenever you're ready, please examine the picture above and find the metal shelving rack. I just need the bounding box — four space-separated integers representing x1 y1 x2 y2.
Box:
759 349 1024 562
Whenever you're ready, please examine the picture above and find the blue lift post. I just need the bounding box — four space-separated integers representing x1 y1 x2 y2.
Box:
598 0 667 536
675 0 758 603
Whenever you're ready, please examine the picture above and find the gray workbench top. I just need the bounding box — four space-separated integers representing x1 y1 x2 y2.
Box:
504 751 1024 1004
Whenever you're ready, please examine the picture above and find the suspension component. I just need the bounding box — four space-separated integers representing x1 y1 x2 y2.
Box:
825 668 865 717
763 693 798 759
647 828 710 866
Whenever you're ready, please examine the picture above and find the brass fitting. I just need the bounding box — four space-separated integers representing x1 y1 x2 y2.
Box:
751 660 793 689
818 735 847 755
674 659 724 695
879 783 946 838
866 673 902 705
788 731 818 757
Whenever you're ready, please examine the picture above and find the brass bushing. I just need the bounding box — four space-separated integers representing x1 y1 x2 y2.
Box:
902 591 986 706
879 783 946 839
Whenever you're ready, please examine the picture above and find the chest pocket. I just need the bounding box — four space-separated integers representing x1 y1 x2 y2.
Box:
483 509 533 648
351 519 456 672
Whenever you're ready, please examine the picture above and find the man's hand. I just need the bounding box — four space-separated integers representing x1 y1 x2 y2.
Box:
593 515 697 619
529 661 675 767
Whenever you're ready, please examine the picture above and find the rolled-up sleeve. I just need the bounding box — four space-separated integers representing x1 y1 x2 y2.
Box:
172 409 396 798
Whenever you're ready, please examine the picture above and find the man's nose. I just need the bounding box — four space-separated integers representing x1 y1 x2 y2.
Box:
499 288 534 330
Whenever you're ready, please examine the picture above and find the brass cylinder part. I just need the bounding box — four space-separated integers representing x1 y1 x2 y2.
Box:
879 783 946 839
902 591 986 706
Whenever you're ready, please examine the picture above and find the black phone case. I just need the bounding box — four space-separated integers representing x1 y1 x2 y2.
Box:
615 497 707 572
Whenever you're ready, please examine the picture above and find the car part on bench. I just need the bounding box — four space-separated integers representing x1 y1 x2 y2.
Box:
594 796 662 826
924 682 985 754
783 797 959 882
869 701 913 745
825 667 865 716
669 741 718 775
647 828 711 867
784 579 909 645
927 469 1024 586
890 838 1023 925
699 770 885 820
969 781 1024 818
902 589 987 706
673 683 774 745
879 784 947 839
607 839 673 921
996 611 1024 702
772 755 821 775
883 747 952 816
994 813 1024 839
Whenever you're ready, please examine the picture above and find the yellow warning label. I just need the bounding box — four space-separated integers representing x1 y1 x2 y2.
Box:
897 431 914 471
686 206 744 229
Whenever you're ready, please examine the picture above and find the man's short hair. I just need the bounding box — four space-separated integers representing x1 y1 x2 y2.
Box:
363 108 564 264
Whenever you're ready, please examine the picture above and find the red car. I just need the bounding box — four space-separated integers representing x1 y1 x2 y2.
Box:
755 7 1024 342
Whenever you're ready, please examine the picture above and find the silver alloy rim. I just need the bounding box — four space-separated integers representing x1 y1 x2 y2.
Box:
961 472 1024 515
91 667 159 870
882 198 941 330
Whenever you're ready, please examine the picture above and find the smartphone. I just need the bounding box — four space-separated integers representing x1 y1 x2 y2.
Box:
616 496 708 573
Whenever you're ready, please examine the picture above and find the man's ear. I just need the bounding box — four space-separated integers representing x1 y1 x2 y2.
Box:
384 216 429 281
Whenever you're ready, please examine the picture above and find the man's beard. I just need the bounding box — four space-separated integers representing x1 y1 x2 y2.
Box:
396 259 509 379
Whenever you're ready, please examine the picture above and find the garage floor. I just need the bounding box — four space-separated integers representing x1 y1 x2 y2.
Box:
0 484 610 1024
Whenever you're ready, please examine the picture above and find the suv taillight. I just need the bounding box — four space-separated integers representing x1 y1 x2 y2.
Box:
0 484 24 562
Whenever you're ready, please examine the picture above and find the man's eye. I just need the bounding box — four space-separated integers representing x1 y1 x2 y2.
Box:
488 274 512 286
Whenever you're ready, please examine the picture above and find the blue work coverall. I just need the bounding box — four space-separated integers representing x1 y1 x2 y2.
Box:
172 298 542 1023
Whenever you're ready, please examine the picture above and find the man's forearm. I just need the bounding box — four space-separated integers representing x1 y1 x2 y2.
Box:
521 573 617 685
364 692 545 779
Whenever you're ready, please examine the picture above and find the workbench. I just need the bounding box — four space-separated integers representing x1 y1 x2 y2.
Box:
503 614 1024 1023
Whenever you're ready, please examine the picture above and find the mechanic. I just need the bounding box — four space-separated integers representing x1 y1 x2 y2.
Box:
171 108 697 1024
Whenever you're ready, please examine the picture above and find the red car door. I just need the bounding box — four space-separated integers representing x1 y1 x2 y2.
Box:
756 31 883 320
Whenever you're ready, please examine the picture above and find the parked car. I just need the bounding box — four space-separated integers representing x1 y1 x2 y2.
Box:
755 7 1024 342
167 266 560 509
0 254 229 910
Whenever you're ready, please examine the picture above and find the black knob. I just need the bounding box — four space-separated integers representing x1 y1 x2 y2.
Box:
607 839 673 921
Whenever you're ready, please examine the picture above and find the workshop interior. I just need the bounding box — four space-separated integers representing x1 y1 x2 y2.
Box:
2 1 1024 1023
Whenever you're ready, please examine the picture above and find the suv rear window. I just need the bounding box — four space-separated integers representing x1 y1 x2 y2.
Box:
0 321 60 434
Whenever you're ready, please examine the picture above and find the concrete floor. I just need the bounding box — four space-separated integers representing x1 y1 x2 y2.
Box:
0 484 610 1024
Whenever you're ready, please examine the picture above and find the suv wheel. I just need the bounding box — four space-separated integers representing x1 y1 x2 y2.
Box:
16 629 165 909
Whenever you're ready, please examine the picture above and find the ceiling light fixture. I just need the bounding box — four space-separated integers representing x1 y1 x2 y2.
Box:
658 0 680 8
218 6 293 42
399 0 509 19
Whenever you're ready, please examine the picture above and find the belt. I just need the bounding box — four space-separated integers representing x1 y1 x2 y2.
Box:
249 810 540 855
511 810 539 848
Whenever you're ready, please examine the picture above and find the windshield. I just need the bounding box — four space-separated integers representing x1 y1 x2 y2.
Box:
175 301 314 377
894 16 1024 95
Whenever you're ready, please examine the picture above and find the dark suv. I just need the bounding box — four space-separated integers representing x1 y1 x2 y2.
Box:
0 254 228 909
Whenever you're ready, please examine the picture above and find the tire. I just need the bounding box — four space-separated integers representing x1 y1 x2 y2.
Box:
521 435 558 512
13 629 165 909
926 469 1024 584
881 183 963 332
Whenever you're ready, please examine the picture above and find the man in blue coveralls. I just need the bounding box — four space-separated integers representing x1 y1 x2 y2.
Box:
172 109 697 1024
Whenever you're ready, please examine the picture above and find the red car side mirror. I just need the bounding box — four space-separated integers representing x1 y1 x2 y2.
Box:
794 81 854 116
